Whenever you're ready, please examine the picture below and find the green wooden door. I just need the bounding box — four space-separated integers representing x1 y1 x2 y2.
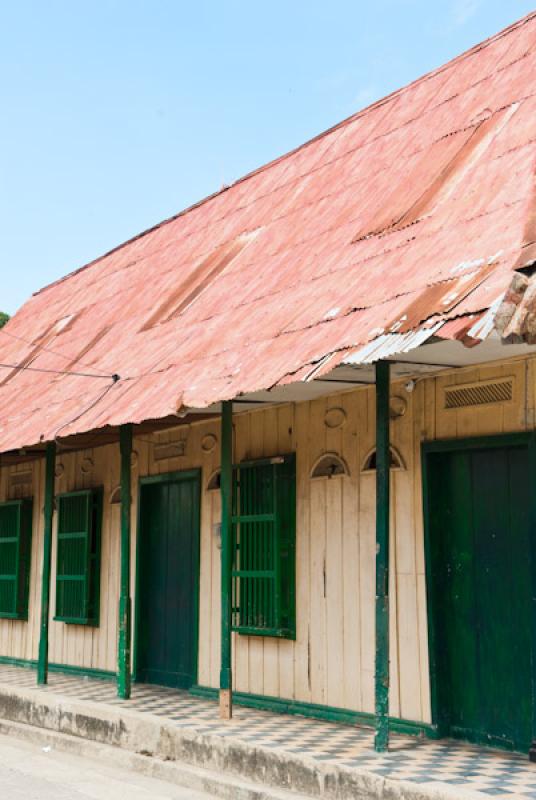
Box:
427 443 532 752
136 472 200 689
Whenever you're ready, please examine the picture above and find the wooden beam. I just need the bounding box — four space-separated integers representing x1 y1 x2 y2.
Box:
219 401 233 719
374 360 390 751
37 442 56 685
117 424 133 699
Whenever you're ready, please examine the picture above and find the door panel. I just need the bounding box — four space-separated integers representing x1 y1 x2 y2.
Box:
428 443 532 752
136 474 200 689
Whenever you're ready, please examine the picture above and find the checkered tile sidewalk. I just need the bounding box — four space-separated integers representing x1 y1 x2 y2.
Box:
1 665 536 798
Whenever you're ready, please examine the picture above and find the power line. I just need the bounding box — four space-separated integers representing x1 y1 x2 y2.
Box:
0 362 120 380
0 326 116 376
54 378 119 443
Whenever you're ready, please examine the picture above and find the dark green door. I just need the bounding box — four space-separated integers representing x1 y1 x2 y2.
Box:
427 442 532 752
136 472 200 689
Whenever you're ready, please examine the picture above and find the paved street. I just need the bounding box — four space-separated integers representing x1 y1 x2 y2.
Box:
0 733 216 800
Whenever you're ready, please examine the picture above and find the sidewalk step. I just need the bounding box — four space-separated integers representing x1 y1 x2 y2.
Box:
0 718 315 800
0 683 482 800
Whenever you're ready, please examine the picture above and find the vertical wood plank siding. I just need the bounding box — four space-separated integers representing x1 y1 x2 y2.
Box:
0 356 529 723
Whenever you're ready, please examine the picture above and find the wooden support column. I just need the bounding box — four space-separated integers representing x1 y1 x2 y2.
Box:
117 424 133 699
374 360 390 752
219 400 233 719
37 441 56 685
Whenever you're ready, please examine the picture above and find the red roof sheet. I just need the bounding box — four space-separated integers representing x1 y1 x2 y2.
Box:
1 12 536 451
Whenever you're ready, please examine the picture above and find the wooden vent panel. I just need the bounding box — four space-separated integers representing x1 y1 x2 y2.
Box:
444 377 513 409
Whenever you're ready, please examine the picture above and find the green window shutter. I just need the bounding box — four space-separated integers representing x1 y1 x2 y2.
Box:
232 455 296 639
0 499 33 620
276 454 296 637
55 489 102 626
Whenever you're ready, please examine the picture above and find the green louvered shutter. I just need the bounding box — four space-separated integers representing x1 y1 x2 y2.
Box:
0 500 33 620
55 489 102 626
232 455 295 639
276 455 296 637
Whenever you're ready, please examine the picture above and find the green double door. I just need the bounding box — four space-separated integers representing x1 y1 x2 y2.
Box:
136 472 200 689
427 441 533 752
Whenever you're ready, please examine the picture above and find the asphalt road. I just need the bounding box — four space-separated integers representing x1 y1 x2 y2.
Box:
0 732 217 799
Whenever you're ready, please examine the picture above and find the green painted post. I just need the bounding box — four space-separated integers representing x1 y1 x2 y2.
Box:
219 400 233 719
117 424 133 699
37 441 56 685
375 360 390 752
529 435 536 762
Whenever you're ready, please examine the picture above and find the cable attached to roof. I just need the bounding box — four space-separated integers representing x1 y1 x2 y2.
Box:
0 362 120 380
54 376 120 445
0 327 115 377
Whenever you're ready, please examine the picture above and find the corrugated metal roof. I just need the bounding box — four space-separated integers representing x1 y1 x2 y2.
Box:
1 12 536 451
342 324 445 366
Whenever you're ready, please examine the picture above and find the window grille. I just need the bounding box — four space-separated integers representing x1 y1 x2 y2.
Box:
232 455 296 639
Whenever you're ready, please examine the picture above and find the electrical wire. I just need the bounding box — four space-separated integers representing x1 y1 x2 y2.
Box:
54 377 120 445
0 362 119 380
0 326 114 376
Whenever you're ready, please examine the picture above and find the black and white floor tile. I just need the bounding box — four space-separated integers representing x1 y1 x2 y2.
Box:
1 665 535 798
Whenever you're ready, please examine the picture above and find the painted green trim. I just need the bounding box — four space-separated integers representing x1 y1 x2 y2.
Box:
190 685 439 739
232 626 296 639
48 662 115 681
37 442 56 685
422 432 531 454
0 656 36 670
528 436 536 754
421 448 443 738
236 456 286 468
0 655 115 682
191 476 202 690
132 467 202 688
55 488 100 499
132 470 142 684
118 424 133 699
139 469 201 486
392 716 439 739
220 401 233 694
374 360 390 752
421 431 536 749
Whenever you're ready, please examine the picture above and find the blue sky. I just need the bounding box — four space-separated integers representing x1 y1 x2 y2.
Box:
1 0 534 314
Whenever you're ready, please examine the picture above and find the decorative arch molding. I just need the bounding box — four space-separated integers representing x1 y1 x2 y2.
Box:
207 469 221 491
361 445 406 473
110 485 122 505
310 452 350 480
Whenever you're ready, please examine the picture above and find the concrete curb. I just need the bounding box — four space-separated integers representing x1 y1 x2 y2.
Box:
0 717 312 800
0 684 482 800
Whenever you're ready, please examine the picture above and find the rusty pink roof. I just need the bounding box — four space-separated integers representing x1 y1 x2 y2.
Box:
1 12 536 451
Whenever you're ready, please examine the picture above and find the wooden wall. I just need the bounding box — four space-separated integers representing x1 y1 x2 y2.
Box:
0 458 44 662
0 355 533 723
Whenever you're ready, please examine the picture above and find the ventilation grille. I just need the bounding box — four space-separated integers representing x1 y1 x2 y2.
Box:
444 377 513 409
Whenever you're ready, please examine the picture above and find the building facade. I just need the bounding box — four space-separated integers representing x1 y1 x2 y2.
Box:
1 10 536 758
1 352 535 751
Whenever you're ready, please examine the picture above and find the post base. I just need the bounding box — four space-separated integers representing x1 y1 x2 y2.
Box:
36 671 47 686
529 740 536 762
219 688 232 720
